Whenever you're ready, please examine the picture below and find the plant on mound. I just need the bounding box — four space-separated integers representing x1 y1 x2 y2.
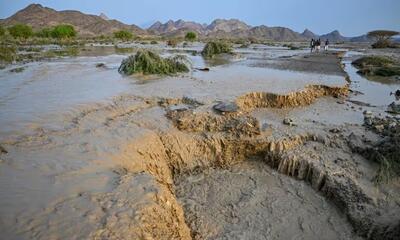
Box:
201 41 232 58
352 56 395 68
118 50 191 75
352 56 400 77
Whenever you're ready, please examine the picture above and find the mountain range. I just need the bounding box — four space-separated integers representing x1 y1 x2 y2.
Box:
0 4 371 42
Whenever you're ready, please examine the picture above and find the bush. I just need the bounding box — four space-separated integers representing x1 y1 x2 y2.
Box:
118 49 190 75
8 24 33 39
185 32 197 42
167 39 179 47
0 46 17 63
201 41 232 58
50 25 76 39
35 28 52 38
114 30 133 41
0 26 5 37
150 40 158 44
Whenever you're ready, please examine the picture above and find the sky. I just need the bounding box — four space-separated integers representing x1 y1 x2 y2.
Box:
0 0 399 36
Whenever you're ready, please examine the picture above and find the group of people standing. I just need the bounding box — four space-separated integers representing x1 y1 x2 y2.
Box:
310 38 329 52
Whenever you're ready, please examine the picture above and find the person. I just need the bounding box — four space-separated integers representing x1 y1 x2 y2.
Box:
324 39 329 51
310 38 315 53
316 38 321 52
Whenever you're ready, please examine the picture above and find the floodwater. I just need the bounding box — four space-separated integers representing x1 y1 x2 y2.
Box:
344 51 400 107
0 44 396 239
0 46 346 139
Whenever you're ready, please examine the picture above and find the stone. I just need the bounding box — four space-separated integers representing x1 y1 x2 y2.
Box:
363 110 372 115
283 118 297 126
213 102 239 113
387 102 400 114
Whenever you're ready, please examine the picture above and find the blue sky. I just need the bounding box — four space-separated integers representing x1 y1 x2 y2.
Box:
0 0 399 36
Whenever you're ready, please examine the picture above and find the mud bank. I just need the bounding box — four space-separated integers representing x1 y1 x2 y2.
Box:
236 84 349 110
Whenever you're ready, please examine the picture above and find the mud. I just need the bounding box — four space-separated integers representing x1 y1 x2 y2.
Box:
0 46 399 240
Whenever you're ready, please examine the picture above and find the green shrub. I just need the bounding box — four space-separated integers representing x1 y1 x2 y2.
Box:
35 28 52 38
0 26 5 36
118 49 190 75
150 40 158 45
201 41 232 58
8 24 33 39
50 25 76 39
185 32 197 42
113 30 133 41
0 45 17 63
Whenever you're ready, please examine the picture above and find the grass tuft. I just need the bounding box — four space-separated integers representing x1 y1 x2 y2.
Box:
118 49 191 75
201 41 232 58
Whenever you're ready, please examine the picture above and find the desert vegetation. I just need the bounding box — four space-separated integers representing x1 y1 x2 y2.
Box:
118 49 190 75
50 25 76 39
367 30 399 48
8 24 33 39
0 45 17 64
185 31 197 42
167 39 179 47
352 56 400 77
113 30 134 41
201 41 232 58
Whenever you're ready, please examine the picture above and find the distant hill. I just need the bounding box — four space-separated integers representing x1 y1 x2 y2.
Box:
0 3 381 41
301 29 318 39
319 30 348 42
0 4 146 36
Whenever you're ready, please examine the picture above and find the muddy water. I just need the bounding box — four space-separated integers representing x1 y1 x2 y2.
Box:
344 51 400 107
0 45 394 239
0 55 130 137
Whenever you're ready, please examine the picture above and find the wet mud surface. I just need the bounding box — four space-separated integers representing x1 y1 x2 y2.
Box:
0 44 399 239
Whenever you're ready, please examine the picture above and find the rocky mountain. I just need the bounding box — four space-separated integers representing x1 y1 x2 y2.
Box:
0 4 146 36
99 13 109 21
1 3 374 41
301 29 318 39
148 19 205 35
206 19 250 33
319 30 348 42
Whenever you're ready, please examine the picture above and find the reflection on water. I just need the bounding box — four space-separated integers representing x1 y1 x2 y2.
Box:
344 51 400 107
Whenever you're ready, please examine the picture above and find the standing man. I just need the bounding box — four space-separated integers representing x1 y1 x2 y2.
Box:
310 38 315 53
325 39 330 51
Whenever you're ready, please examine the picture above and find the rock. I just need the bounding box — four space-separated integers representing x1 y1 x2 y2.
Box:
364 116 373 126
363 110 372 115
96 63 106 68
329 128 340 133
0 145 7 154
283 118 297 126
348 133 366 152
387 102 400 114
374 124 385 133
213 102 239 113
195 67 210 71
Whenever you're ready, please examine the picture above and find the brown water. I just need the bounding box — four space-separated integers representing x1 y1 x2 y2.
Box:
0 45 395 239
